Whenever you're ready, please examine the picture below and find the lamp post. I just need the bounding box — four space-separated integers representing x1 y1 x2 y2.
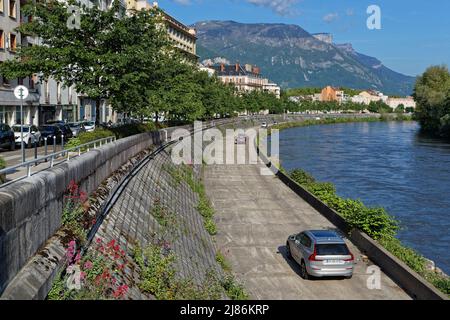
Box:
14 85 29 163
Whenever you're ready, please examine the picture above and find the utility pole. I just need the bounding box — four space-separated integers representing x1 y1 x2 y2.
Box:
14 85 29 163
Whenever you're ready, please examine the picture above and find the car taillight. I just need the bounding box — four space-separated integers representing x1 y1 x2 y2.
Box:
345 253 355 262
308 246 318 261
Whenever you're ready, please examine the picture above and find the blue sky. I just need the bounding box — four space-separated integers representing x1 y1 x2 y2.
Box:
158 0 450 76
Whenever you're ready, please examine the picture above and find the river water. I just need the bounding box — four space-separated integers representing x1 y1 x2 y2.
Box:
279 121 450 274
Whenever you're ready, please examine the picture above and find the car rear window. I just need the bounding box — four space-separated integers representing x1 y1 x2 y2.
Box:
316 244 350 256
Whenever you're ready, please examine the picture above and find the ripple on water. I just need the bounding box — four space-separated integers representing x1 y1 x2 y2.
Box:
279 121 450 274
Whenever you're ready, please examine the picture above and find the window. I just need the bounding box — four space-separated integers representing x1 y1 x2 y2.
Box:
9 33 16 51
9 0 16 18
0 30 4 49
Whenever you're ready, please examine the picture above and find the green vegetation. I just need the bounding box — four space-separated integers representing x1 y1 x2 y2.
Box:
65 129 115 149
0 156 6 184
166 164 218 236
413 65 450 138
287 168 450 296
132 243 247 300
216 252 232 272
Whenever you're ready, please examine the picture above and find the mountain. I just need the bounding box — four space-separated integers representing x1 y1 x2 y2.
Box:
193 21 416 96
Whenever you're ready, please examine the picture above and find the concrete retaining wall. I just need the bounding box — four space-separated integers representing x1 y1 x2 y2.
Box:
258 151 448 300
0 130 167 295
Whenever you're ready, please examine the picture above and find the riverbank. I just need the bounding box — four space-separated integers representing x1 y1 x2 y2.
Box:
270 113 413 132
270 119 449 297
285 168 449 296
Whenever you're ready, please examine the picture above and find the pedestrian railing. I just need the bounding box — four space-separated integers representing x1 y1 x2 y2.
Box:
0 136 116 187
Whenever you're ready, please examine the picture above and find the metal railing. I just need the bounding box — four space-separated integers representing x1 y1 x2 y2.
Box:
0 136 116 187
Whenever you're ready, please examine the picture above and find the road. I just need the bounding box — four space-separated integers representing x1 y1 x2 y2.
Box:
0 145 64 167
203 163 411 300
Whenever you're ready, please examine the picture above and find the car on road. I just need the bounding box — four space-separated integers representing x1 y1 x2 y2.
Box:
234 133 247 145
82 121 96 132
12 125 42 148
286 230 354 279
39 125 68 143
0 124 16 150
261 122 268 128
68 122 86 137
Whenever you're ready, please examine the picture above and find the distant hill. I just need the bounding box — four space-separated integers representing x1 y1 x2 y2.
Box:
194 20 416 96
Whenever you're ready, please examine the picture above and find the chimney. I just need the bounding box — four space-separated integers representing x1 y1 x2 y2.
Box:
220 63 225 72
235 63 240 72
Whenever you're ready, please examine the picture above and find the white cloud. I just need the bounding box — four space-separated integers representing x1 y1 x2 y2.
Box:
323 12 339 23
245 0 300 16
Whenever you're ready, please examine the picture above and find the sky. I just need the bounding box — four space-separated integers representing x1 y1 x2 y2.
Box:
156 0 450 76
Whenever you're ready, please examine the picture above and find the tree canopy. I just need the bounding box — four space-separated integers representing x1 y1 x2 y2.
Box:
413 65 450 137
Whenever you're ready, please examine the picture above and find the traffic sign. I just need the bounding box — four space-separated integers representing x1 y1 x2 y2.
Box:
14 85 29 100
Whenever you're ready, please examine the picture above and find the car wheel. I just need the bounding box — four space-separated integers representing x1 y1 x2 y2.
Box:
346 274 353 280
300 260 309 280
286 243 292 259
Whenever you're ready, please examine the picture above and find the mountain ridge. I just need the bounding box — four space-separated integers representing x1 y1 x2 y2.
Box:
193 20 416 96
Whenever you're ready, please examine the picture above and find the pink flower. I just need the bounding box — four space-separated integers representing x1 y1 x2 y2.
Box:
96 237 102 244
80 272 86 280
74 252 81 264
83 261 93 270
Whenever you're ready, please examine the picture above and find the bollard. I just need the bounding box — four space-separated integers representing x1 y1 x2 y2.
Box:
61 135 65 156
34 138 38 160
53 136 57 154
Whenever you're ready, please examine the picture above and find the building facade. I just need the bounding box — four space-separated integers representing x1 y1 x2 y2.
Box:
320 86 345 103
351 90 388 105
386 97 416 110
128 1 198 61
211 63 281 98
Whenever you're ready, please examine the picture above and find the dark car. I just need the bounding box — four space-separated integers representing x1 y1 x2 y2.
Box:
0 124 16 150
39 125 67 143
58 124 74 140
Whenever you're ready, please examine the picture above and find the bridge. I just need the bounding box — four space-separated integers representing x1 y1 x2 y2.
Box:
0 114 446 300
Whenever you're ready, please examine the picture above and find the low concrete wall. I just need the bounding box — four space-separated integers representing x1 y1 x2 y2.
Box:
258 151 448 300
0 130 166 295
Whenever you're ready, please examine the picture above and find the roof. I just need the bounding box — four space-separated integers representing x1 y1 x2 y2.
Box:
306 230 345 244
211 64 262 78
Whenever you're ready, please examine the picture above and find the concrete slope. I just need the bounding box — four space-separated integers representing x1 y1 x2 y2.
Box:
204 164 411 300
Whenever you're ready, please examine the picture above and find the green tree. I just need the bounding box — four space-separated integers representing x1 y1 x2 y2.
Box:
0 0 172 124
413 65 450 136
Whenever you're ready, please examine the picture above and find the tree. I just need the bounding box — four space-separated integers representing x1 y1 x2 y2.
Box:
395 104 405 113
413 65 450 136
0 0 172 124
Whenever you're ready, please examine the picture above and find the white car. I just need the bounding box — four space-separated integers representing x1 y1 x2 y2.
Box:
82 121 96 132
13 125 42 148
261 122 268 128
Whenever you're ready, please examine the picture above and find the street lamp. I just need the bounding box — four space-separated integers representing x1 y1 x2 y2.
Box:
14 85 29 163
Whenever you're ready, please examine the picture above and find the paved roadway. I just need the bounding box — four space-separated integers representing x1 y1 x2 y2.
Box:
203 163 411 300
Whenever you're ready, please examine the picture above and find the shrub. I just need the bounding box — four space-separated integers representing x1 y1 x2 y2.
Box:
66 129 114 149
220 274 249 300
109 123 157 139
0 156 6 184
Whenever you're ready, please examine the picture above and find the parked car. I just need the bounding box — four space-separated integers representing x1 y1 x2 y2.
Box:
12 125 42 148
46 120 66 126
82 121 96 132
39 125 66 143
0 124 16 150
58 124 74 140
261 122 268 128
286 230 354 279
68 122 86 137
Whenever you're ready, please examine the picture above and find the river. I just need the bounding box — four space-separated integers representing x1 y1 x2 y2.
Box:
279 121 450 274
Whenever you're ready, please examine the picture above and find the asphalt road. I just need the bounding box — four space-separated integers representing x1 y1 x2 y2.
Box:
203 163 411 300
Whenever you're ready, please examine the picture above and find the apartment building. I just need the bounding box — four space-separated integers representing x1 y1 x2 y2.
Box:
128 1 198 61
386 97 416 110
351 90 388 105
212 63 281 98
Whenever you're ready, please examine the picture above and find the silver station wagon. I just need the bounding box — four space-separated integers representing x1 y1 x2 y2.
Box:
286 230 355 279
